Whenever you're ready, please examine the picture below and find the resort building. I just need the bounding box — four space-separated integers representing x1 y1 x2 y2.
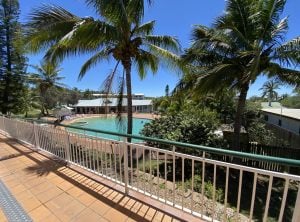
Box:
261 107 300 147
92 93 146 100
74 97 153 114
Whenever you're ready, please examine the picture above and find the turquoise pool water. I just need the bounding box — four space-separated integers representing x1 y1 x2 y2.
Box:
68 117 151 141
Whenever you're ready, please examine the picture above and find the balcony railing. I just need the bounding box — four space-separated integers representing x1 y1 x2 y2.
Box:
0 116 299 222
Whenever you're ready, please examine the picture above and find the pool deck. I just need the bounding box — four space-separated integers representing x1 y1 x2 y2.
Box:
0 134 200 222
60 113 159 125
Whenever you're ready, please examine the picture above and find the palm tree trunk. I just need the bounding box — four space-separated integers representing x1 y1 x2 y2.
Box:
123 59 133 143
233 84 249 150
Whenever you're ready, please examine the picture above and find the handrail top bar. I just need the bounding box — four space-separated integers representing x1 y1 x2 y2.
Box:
18 118 300 168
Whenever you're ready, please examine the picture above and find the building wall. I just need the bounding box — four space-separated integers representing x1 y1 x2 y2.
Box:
263 112 300 148
263 112 300 135
75 105 152 114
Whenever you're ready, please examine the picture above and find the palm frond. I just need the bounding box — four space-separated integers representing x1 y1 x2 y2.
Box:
266 62 300 86
85 0 129 27
44 19 118 63
26 4 79 53
79 48 113 80
126 0 153 24
144 35 180 52
273 36 300 66
254 0 286 44
147 44 181 74
134 49 158 79
132 20 155 36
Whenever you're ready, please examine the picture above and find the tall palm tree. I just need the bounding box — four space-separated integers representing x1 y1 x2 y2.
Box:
29 61 65 115
182 0 300 149
25 0 180 140
260 80 280 106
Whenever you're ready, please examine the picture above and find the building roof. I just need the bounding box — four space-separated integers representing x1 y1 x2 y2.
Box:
260 102 282 109
74 98 152 107
262 108 300 120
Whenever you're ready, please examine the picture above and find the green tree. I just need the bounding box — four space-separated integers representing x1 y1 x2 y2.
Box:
260 79 281 106
165 84 169 97
0 0 27 114
141 105 223 148
26 1 180 140
82 89 93 99
19 88 40 117
182 0 300 149
29 61 65 115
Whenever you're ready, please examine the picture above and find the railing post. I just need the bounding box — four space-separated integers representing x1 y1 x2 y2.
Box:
292 184 300 222
1 116 5 135
172 146 176 205
65 133 71 164
123 137 129 195
33 122 40 151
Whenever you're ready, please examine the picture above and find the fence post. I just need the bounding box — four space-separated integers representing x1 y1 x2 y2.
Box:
1 116 5 135
33 122 40 151
123 137 129 195
292 184 300 222
65 133 71 164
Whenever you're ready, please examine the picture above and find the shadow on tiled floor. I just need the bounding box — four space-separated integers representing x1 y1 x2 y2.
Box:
0 135 200 222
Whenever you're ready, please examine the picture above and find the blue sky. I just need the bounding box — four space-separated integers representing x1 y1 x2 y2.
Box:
20 0 300 97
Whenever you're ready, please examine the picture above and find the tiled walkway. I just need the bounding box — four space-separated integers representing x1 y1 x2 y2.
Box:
0 134 200 222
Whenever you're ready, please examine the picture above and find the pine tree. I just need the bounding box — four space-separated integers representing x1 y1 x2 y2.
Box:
0 0 27 114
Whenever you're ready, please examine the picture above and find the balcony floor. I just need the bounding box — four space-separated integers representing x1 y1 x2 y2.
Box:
0 134 200 222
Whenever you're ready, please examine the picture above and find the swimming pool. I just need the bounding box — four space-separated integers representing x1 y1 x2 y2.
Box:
68 117 151 141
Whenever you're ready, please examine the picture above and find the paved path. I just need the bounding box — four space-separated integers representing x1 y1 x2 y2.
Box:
0 134 200 222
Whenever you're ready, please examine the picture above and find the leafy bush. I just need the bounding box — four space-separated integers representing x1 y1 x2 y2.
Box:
247 120 276 145
281 96 300 108
177 175 224 202
141 106 224 148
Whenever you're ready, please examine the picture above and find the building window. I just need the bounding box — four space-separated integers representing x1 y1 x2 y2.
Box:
278 119 282 126
264 115 268 121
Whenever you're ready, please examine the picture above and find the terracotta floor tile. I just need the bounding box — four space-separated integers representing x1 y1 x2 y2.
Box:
16 189 35 201
73 208 104 222
54 200 86 221
19 196 42 212
40 214 60 222
29 181 55 196
143 207 157 220
77 193 97 206
48 175 66 185
56 181 74 191
0 208 8 222
89 199 112 216
136 204 158 219
0 135 200 222
128 201 143 214
66 186 84 198
28 205 52 221
35 186 64 203
9 183 27 195
103 206 129 222
45 193 74 212
152 211 165 222
23 177 46 188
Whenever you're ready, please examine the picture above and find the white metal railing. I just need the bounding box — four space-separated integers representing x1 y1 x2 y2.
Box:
0 116 299 222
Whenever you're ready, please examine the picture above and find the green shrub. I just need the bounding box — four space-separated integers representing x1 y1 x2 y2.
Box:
141 106 226 149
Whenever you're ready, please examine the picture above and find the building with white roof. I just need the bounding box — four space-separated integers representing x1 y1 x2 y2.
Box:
73 97 152 114
261 107 300 135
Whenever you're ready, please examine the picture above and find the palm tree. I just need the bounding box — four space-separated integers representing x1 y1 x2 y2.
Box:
20 89 40 118
182 0 300 149
29 61 65 115
25 1 180 140
260 80 280 106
